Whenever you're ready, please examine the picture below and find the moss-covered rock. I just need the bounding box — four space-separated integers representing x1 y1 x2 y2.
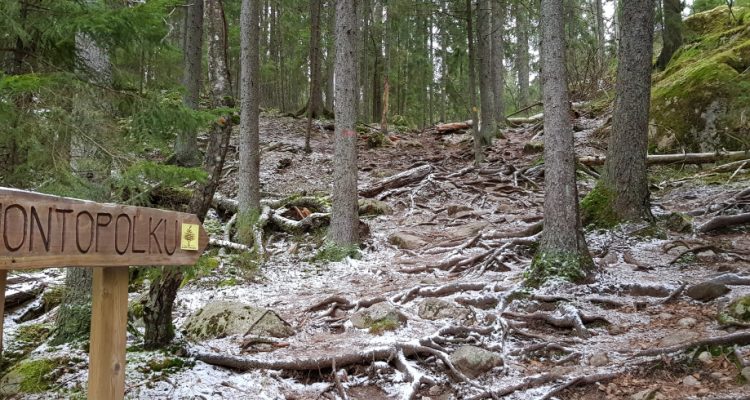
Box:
349 302 407 333
650 6 750 152
358 199 392 216
0 358 60 396
182 301 294 341
718 295 750 326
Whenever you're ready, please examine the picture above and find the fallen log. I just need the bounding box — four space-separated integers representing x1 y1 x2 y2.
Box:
579 150 750 166
508 112 544 125
698 212 750 233
6 282 46 310
359 164 433 198
435 120 472 134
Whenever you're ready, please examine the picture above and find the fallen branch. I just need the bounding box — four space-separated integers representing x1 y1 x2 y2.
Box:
435 120 472 134
579 150 750 167
359 164 433 198
698 212 750 233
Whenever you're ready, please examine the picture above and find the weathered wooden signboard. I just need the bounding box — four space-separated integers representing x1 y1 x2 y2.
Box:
0 187 208 400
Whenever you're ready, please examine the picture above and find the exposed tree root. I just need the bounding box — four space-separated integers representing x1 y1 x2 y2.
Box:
503 305 607 338
359 164 433 198
622 331 750 357
698 212 750 233
392 282 490 304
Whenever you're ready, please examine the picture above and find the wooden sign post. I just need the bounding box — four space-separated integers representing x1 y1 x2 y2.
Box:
0 187 208 400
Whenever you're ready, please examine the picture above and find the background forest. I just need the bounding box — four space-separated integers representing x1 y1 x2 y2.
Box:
2 0 750 399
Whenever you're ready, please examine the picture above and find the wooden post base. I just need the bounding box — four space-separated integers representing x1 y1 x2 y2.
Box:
88 267 129 400
0 270 6 354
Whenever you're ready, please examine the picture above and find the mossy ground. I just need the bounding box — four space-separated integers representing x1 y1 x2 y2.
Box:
311 242 360 263
525 250 594 288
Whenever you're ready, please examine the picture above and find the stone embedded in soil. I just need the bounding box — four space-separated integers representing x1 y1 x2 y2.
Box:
449 345 503 378
631 388 661 400
446 221 489 239
417 298 475 325
182 301 294 341
698 351 713 364
446 204 473 217
388 232 427 250
358 199 392 216
664 212 693 233
588 352 609 367
742 366 750 382
349 302 407 330
682 375 701 387
658 329 701 347
686 281 730 302
678 317 697 328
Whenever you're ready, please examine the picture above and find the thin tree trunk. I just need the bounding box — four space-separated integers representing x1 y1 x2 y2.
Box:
330 0 360 246
595 0 606 70
52 268 92 344
144 0 236 349
529 0 593 286
656 0 682 70
492 0 506 127
381 77 390 135
516 1 530 114
477 0 496 146
308 0 325 118
238 0 262 220
601 0 655 222
174 0 204 167
467 0 482 163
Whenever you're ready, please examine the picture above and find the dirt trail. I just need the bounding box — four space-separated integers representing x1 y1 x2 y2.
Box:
3 113 750 399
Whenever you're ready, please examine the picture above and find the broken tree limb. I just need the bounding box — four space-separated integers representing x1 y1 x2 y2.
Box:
435 120 473 134
209 238 252 252
579 150 750 167
507 112 544 125
359 164 433 198
698 212 750 233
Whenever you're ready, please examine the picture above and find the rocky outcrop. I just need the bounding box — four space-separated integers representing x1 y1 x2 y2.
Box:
182 301 294 341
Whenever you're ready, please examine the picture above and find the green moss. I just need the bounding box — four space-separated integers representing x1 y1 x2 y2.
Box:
631 224 668 239
236 209 261 246
525 250 594 288
180 253 220 286
311 242 360 263
15 324 51 345
218 277 238 287
228 251 261 279
140 357 189 373
651 6 750 152
369 319 400 335
10 359 57 393
718 295 750 326
202 217 223 237
580 185 620 228
41 286 65 310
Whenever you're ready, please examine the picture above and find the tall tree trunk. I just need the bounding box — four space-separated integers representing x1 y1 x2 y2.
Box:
466 0 482 163
52 268 92 344
492 0 506 126
477 0 496 145
324 1 335 112
308 0 325 118
612 0 620 52
516 0 530 113
330 0 360 246
143 0 235 349
600 0 655 222
238 0 262 223
174 0 204 167
528 0 593 287
656 0 682 70
595 0 606 70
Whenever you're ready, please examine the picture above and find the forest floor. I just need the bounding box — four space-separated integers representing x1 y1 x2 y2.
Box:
3 108 750 399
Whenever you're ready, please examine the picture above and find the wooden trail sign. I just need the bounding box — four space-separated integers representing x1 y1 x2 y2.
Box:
0 187 209 400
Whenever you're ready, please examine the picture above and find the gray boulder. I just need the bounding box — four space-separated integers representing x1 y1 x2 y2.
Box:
350 302 407 330
686 282 730 302
418 298 475 325
449 345 502 378
388 232 427 250
182 301 294 341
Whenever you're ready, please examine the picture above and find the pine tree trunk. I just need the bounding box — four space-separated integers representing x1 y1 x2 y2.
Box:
238 0 262 220
492 0 506 126
601 0 655 222
656 0 682 70
308 0 325 118
595 0 606 70
324 1 335 112
477 0 495 146
529 0 593 287
330 0 360 246
466 0 482 163
143 0 235 349
516 1 530 113
52 268 92 344
174 0 204 167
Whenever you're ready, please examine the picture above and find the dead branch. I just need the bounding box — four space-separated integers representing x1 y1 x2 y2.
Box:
623 331 750 357
208 238 252 252
393 282 489 304
435 120 473 134
359 164 433 198
698 212 750 233
539 371 622 400
579 150 750 167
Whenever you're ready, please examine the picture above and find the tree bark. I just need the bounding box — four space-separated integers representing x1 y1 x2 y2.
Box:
595 0 606 70
530 0 592 286
515 1 530 114
601 0 655 222
656 0 683 70
238 0 262 220
477 0 496 146
52 268 92 344
307 0 325 118
329 0 360 246
144 0 236 349
466 0 483 163
174 0 204 167
492 0 507 127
